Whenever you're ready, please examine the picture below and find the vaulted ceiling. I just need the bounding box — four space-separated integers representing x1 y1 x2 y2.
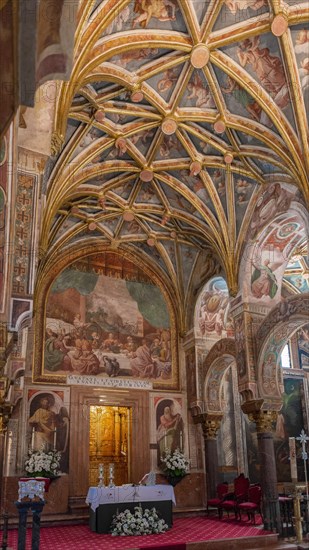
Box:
40 0 309 300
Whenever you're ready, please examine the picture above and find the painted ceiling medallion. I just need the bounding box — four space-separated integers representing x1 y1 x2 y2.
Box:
115 138 127 153
161 214 170 226
224 153 234 164
214 119 226 134
147 237 156 247
71 206 80 214
140 169 153 182
123 211 135 222
131 90 144 102
88 222 97 231
271 14 288 37
98 196 106 208
190 161 202 176
95 110 105 122
170 231 177 239
161 118 178 135
190 45 210 68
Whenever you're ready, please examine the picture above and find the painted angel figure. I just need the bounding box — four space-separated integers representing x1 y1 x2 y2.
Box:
132 0 178 28
222 75 262 121
187 73 215 109
114 48 159 69
299 57 309 92
237 36 289 110
225 0 267 15
294 29 309 55
105 5 130 34
157 67 179 93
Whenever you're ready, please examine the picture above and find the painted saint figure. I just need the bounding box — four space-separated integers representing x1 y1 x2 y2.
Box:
251 258 279 299
29 396 57 451
130 338 157 377
157 403 184 460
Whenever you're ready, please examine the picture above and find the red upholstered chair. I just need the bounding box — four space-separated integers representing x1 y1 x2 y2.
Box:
237 484 263 524
206 482 229 515
219 474 250 519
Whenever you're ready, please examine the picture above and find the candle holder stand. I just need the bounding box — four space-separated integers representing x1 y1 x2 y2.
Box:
108 463 115 488
98 463 105 488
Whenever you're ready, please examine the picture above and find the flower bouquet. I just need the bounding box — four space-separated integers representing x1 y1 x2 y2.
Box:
24 445 61 478
160 448 190 486
110 505 168 536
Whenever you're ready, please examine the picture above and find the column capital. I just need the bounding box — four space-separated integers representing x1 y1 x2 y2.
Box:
194 413 223 440
245 406 277 434
241 399 280 433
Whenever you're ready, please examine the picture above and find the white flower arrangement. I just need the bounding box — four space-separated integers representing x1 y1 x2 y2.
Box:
110 505 169 536
24 445 61 478
161 448 190 478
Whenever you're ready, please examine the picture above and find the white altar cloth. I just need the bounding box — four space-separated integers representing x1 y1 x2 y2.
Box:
86 484 176 512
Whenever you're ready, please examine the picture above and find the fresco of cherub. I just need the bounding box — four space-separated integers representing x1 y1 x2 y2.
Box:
186 73 215 109
157 67 179 94
225 0 267 15
132 0 178 28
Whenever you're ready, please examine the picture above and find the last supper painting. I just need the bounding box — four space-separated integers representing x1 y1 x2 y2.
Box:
37 252 176 388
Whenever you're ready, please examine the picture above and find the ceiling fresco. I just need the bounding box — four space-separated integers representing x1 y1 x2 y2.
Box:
41 0 309 299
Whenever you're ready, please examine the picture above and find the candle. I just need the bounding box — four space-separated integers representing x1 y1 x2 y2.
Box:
180 430 183 451
53 427 57 450
31 427 35 450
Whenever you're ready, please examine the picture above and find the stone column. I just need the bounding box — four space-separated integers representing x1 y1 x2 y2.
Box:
245 405 281 533
199 414 223 500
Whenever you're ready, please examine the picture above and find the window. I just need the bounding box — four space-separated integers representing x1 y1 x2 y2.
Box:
281 344 291 369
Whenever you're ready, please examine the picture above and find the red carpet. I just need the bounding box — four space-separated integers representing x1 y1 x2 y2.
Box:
5 516 271 550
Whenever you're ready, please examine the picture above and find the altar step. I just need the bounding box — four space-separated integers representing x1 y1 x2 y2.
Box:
186 539 297 549
1 512 88 530
68 496 90 517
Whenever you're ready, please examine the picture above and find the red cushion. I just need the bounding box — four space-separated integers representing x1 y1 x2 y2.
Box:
208 498 221 506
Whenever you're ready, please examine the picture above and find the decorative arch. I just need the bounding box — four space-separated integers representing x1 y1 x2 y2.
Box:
256 294 309 400
204 355 235 413
200 338 236 409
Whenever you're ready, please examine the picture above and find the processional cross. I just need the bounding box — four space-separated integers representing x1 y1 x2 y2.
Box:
296 429 309 519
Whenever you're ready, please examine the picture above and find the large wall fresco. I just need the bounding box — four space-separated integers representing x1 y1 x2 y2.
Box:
274 377 306 482
39 253 176 387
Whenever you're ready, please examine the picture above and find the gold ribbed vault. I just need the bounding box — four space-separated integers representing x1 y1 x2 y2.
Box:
40 0 309 304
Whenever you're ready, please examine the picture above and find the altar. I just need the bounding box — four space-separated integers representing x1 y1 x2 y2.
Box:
86 485 176 534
